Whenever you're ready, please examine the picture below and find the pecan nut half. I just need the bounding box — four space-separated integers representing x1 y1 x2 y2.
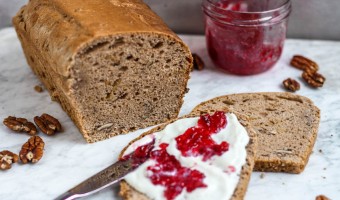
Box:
34 113 62 135
283 78 300 92
302 69 326 88
0 150 19 170
192 53 205 71
291 55 319 71
3 116 37 135
19 136 45 164
34 85 43 93
316 195 330 200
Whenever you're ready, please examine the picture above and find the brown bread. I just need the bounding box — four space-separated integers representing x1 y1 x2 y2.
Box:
192 92 320 173
12 0 193 143
119 111 257 200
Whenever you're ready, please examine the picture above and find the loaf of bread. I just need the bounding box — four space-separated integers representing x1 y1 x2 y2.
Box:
119 111 257 200
12 0 193 143
192 92 320 173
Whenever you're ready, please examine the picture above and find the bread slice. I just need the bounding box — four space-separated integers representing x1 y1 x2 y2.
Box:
119 111 257 200
12 0 193 143
192 92 320 173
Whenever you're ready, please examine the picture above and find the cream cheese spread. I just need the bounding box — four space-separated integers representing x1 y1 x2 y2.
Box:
123 113 249 200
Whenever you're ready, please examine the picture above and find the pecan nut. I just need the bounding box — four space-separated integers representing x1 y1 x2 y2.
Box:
0 150 19 170
291 55 319 71
302 69 326 88
34 113 62 135
19 136 45 164
3 116 37 135
282 78 300 92
34 85 43 93
192 53 205 71
316 195 330 200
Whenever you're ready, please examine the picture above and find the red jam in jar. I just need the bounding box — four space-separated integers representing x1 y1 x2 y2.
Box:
202 0 292 75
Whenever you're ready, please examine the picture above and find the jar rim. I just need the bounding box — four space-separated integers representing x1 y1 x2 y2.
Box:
202 0 292 26
204 0 291 15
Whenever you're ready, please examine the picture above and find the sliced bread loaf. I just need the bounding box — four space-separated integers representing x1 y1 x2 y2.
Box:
119 111 257 200
192 92 320 173
12 0 193 143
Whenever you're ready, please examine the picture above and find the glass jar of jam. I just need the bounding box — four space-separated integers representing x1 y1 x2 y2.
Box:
202 0 292 75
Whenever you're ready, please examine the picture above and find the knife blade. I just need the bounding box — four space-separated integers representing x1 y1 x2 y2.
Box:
55 158 136 200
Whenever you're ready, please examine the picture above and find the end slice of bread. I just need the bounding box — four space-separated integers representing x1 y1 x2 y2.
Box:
119 111 257 200
192 92 320 174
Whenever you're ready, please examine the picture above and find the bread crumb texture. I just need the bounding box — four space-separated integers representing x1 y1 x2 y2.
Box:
192 92 320 173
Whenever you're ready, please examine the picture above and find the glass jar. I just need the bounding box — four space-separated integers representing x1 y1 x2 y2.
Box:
202 0 292 75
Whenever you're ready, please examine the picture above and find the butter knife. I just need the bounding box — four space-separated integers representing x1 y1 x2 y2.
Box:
55 158 136 200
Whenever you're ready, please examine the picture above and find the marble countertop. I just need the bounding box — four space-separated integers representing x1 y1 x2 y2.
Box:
0 27 339 200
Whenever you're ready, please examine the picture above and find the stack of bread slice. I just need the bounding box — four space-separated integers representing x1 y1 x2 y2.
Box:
119 92 320 199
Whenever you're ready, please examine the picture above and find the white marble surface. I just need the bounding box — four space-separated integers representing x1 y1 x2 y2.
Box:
0 27 339 200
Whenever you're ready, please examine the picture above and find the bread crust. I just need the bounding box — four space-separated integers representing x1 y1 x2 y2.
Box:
12 0 190 77
192 92 320 174
119 111 257 200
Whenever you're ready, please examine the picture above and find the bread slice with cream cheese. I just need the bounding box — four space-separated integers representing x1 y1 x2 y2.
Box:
119 111 257 200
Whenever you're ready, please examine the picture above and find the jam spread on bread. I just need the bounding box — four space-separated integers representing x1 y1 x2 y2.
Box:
122 141 207 200
122 111 231 200
121 140 155 166
147 143 207 200
176 111 229 161
124 112 250 200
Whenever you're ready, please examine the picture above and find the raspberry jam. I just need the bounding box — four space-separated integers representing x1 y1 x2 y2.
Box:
122 111 229 200
121 140 155 166
176 111 228 161
147 143 207 200
202 0 291 75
